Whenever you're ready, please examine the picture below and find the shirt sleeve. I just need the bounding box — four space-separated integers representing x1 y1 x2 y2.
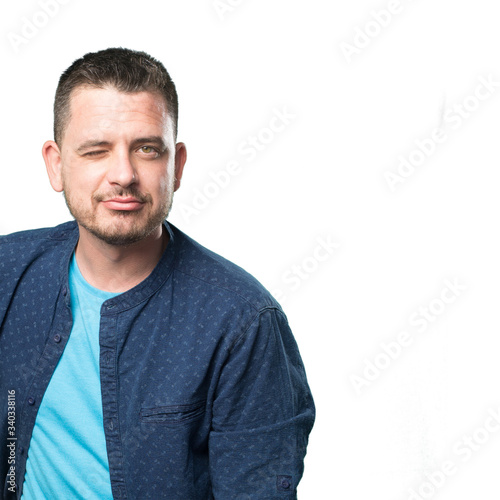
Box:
208 307 315 499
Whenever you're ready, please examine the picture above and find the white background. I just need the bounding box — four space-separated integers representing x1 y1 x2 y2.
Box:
2 0 500 498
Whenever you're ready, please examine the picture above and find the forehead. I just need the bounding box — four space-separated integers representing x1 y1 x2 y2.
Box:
66 86 173 138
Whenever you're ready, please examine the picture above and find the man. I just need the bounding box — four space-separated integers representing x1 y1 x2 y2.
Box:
0 48 314 499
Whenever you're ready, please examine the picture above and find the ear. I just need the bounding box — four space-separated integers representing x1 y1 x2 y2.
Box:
173 142 187 192
42 140 64 192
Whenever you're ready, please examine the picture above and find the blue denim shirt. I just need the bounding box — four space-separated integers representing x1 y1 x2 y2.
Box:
0 221 315 499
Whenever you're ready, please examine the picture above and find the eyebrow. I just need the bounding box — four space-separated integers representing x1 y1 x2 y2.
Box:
130 136 168 151
75 136 168 154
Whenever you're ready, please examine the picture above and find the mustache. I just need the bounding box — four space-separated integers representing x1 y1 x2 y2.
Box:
93 188 152 203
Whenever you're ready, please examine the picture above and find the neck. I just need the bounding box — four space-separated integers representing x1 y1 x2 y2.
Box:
74 224 167 293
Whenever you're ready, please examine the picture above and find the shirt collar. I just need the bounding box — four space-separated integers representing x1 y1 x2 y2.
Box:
54 220 177 313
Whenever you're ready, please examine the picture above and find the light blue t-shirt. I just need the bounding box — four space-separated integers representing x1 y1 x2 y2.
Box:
22 255 117 499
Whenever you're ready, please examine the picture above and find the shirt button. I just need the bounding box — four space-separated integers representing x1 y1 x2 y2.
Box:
54 334 62 343
281 480 291 489
28 397 35 405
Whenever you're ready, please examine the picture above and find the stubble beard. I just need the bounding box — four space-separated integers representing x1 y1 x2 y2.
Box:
63 184 175 247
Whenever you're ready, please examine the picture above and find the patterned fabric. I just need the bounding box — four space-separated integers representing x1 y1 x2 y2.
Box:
0 221 315 499
21 254 116 499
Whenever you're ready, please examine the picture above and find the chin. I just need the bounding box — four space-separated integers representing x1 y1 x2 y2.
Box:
79 214 167 247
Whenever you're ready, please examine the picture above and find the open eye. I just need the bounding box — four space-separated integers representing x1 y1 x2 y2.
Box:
138 146 161 158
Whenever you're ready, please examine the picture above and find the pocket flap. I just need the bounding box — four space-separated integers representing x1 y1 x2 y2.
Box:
140 400 206 424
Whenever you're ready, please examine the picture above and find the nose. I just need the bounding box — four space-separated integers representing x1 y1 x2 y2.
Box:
106 149 137 187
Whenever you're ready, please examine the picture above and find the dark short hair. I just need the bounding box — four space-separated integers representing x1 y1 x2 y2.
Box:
53 47 179 144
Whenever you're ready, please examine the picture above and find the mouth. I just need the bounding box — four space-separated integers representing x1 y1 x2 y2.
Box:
101 197 145 211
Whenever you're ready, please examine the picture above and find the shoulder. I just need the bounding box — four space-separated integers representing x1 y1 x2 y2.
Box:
0 221 78 270
0 221 77 245
169 223 281 314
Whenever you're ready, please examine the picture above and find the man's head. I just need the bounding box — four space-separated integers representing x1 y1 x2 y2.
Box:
54 47 179 145
43 48 186 247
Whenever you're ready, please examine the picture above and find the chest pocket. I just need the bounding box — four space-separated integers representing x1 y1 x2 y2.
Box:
140 400 206 425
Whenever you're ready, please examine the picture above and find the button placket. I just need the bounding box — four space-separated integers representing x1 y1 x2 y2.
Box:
276 475 293 492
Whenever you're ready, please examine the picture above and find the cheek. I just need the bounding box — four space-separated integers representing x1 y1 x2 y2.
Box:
152 166 174 195
64 161 104 191
62 172 98 203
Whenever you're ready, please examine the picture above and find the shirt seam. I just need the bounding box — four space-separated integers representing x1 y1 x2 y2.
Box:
225 306 280 355
172 266 269 313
